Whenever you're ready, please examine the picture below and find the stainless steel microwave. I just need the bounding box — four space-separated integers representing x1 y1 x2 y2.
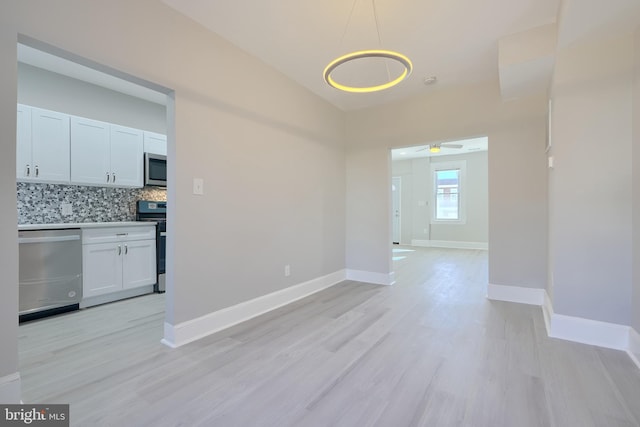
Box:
144 153 167 187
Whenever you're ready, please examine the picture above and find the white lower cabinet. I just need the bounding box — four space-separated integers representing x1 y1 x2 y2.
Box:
82 226 156 303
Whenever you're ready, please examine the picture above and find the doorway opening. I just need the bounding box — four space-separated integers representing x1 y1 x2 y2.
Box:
389 136 488 250
15 36 175 402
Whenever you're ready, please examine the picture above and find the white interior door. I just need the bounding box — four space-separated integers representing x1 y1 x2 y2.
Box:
392 176 401 244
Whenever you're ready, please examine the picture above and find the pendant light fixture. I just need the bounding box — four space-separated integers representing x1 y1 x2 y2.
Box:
323 0 412 93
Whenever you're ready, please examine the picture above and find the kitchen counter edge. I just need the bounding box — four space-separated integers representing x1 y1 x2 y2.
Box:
18 221 157 231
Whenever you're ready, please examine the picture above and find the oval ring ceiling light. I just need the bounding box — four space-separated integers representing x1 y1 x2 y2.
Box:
323 49 413 93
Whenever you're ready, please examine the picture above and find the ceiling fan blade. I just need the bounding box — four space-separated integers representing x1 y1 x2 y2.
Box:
415 147 429 152
441 143 463 149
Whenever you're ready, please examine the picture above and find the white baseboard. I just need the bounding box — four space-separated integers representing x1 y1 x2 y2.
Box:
489 285 636 360
540 290 630 352
346 269 395 286
627 328 640 369
487 283 546 305
411 239 488 250
547 312 630 351
162 269 347 348
0 372 21 403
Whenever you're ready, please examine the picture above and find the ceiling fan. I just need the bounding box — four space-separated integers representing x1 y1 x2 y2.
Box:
416 143 464 153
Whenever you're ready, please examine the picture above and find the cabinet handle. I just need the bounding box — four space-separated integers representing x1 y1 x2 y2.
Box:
117 245 121 255
106 173 110 183
112 173 116 183
124 244 128 255
26 165 30 177
35 165 39 177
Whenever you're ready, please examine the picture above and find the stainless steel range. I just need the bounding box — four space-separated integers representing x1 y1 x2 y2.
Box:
136 200 166 292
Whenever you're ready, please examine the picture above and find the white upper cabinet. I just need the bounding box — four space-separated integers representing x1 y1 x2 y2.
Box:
143 131 167 156
17 105 70 184
110 125 143 187
16 105 32 180
70 116 110 186
70 117 143 188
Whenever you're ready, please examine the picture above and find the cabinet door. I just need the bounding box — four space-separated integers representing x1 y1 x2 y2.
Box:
16 105 32 180
143 131 167 156
71 116 110 186
110 125 143 187
122 239 156 289
31 108 70 183
83 242 123 298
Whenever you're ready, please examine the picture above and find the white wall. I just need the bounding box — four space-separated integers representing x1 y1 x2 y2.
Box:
346 81 548 289
18 63 166 133
550 32 633 325
392 151 489 246
1 0 346 378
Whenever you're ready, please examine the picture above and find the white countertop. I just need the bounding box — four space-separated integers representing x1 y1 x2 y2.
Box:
18 221 156 231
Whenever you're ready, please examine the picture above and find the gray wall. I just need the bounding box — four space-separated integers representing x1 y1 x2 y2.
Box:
392 151 489 245
633 28 640 333
18 63 166 134
550 33 633 325
0 0 19 402
489 119 548 290
346 81 548 287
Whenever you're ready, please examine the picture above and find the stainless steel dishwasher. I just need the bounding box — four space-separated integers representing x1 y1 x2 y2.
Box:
18 228 82 321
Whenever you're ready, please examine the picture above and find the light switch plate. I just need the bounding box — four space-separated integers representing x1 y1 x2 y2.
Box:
193 178 204 195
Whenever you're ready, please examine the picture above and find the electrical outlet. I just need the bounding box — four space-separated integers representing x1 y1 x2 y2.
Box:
61 203 73 216
193 178 204 195
284 265 291 277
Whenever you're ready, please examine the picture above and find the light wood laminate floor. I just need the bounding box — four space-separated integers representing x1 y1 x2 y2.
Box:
19 247 640 426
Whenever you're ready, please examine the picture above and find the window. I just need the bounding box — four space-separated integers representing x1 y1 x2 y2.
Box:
431 160 466 224
435 169 460 220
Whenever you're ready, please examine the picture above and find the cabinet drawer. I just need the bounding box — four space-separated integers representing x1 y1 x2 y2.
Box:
82 226 156 245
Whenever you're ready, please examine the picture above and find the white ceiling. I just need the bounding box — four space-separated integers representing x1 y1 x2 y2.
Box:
17 0 640 114
391 137 488 160
161 0 560 110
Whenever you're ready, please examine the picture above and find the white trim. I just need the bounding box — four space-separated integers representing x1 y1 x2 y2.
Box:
346 269 395 286
0 372 21 403
489 286 636 359
411 239 487 250
542 290 553 334
548 313 629 351
541 290 630 352
487 283 545 305
628 328 640 369
162 269 346 348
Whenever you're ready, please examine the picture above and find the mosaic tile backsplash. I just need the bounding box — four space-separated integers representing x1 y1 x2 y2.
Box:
18 183 167 224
